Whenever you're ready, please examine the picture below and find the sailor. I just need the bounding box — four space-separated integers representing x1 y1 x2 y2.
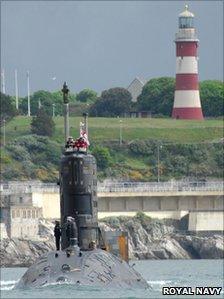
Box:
73 137 87 151
54 221 61 251
89 240 97 250
66 216 78 247
65 136 74 148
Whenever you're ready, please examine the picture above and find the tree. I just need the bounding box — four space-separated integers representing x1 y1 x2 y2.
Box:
90 88 132 117
92 146 112 169
20 90 77 116
76 89 97 103
137 77 175 116
200 80 224 117
51 90 77 116
20 90 55 116
0 92 17 122
31 107 55 136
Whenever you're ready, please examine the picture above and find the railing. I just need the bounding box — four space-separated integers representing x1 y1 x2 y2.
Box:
98 181 223 193
0 183 59 194
175 30 198 41
0 181 223 194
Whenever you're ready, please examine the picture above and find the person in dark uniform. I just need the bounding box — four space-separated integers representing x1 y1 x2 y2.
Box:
54 221 61 251
66 216 78 247
65 136 74 149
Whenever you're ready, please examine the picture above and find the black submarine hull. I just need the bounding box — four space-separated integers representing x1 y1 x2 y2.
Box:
16 249 148 289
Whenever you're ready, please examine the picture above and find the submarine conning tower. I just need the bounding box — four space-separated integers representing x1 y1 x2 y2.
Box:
60 151 98 250
60 82 98 251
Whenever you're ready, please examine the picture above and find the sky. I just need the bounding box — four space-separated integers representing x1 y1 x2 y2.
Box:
1 0 223 97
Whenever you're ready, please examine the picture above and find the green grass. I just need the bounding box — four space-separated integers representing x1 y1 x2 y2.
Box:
2 116 223 144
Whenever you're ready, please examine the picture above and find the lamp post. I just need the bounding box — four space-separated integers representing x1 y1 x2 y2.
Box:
38 99 41 109
27 70 31 117
157 143 162 182
15 69 19 110
3 119 6 146
119 119 123 146
52 103 55 118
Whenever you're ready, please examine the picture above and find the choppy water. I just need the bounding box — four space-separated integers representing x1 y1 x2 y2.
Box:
1 260 223 298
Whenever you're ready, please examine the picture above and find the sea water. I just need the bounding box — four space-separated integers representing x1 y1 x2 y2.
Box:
1 260 223 298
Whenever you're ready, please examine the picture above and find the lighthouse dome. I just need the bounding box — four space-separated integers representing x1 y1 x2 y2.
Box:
179 5 194 17
178 5 194 28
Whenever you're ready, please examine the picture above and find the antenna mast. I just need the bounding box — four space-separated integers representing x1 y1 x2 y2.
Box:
27 70 31 116
62 82 70 143
1 69 6 94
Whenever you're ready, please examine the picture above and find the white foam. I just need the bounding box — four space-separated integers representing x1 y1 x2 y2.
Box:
0 280 18 286
41 281 71 288
0 280 18 291
1 285 15 291
147 280 172 285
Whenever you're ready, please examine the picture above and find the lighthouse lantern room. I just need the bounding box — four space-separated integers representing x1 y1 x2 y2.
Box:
172 5 204 120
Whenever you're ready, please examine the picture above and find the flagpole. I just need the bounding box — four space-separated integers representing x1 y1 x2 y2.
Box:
15 69 19 109
27 70 31 116
1 69 6 94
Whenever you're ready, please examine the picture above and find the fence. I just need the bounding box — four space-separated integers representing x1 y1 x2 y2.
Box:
0 181 223 195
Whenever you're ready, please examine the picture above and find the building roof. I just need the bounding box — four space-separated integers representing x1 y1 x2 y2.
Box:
127 77 146 89
179 5 194 18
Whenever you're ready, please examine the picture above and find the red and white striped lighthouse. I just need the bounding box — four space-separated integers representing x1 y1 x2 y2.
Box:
172 5 203 120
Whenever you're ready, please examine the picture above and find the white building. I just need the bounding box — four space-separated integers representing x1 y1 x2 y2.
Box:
0 190 42 239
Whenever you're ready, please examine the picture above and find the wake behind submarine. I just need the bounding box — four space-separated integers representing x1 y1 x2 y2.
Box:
16 83 148 289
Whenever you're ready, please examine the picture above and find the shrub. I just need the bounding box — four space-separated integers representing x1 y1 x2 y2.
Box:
31 108 55 136
92 146 113 169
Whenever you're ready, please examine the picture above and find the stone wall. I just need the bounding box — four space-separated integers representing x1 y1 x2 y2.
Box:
188 211 224 232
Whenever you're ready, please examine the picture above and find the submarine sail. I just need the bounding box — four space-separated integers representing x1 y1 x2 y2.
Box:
60 139 98 250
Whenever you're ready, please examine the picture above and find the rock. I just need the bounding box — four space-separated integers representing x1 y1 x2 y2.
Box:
145 220 177 240
172 234 200 258
38 219 54 240
154 238 191 259
152 249 169 259
174 234 224 259
0 237 55 267
1 217 223 266
192 235 224 259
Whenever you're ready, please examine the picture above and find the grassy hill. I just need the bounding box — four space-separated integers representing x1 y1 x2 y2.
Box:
1 116 223 182
4 116 223 144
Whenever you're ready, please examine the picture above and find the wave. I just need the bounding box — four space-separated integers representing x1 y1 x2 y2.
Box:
147 280 172 285
0 280 18 291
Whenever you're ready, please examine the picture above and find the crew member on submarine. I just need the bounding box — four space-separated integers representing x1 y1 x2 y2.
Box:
54 221 61 251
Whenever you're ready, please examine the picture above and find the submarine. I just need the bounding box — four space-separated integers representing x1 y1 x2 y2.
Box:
16 83 148 289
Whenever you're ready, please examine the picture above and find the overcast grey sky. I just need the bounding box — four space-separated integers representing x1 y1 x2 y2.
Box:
1 0 223 96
